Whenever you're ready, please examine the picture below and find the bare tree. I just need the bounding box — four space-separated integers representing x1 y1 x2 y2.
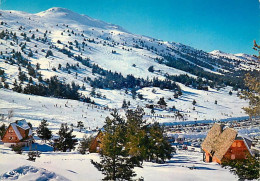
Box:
7 109 14 121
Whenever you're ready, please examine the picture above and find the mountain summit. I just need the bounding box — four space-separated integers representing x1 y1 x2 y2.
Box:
36 7 124 31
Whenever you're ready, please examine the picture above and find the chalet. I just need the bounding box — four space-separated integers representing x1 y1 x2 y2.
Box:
201 123 253 164
89 130 103 153
2 119 33 147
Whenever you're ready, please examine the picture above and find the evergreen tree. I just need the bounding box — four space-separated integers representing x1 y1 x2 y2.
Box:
0 124 6 139
77 121 84 132
222 154 259 180
36 63 40 70
4 82 9 89
151 107 155 114
78 134 94 154
240 40 260 119
36 119 52 142
131 89 137 99
90 87 96 97
192 99 197 105
148 66 154 72
146 122 173 163
157 97 167 106
91 110 140 181
122 99 128 108
54 123 77 152
125 107 148 164
45 50 53 58
28 50 33 57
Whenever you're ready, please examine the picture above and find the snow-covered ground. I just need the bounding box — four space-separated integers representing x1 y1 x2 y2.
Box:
0 142 238 181
0 86 249 133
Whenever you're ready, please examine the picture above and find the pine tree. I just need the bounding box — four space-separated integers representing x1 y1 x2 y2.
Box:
240 40 260 119
148 66 154 72
36 63 40 70
91 110 140 180
147 122 173 163
151 107 155 114
78 134 94 154
192 99 197 105
54 123 77 152
90 87 96 97
36 119 52 142
122 99 128 108
125 107 148 164
222 154 259 180
77 121 84 132
0 124 6 139
158 97 167 106
45 50 53 58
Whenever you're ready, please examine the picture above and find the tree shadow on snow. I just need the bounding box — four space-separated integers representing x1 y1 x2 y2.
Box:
23 143 53 152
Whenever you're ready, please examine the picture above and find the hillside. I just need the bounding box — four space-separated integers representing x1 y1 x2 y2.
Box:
0 7 258 123
0 7 260 181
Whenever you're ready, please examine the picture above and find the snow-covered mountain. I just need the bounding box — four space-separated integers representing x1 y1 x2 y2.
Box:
0 7 258 123
210 50 259 68
0 7 259 181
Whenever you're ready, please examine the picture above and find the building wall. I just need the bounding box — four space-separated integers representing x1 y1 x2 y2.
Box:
203 140 249 164
89 132 103 153
223 140 250 160
2 126 20 143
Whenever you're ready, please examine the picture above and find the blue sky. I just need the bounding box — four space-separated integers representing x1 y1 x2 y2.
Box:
1 0 259 54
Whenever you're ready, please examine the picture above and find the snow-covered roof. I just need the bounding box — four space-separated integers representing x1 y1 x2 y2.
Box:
16 119 30 130
237 133 253 141
10 123 23 140
28 129 33 136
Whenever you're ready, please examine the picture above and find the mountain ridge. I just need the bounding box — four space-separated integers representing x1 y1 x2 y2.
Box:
0 7 258 122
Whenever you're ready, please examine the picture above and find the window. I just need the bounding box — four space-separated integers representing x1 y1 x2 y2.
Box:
237 142 242 147
8 129 14 133
231 154 235 160
9 137 13 140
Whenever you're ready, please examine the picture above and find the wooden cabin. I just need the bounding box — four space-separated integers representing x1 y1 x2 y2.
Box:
2 120 33 147
89 130 103 153
201 123 252 164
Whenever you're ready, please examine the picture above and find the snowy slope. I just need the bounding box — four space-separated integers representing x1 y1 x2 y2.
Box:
0 7 259 181
210 50 259 70
0 7 255 124
0 144 238 181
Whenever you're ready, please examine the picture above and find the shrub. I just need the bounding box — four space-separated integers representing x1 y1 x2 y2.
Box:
12 144 23 154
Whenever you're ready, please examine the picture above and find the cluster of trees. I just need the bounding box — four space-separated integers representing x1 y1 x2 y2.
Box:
159 56 247 90
167 74 210 90
91 108 174 180
90 64 181 91
13 75 82 100
222 155 259 180
36 119 78 152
